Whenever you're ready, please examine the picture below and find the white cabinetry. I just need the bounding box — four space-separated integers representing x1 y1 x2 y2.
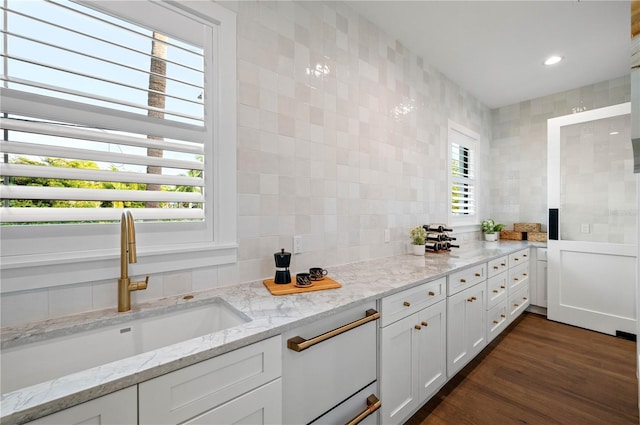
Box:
282 302 379 425
25 387 137 425
139 336 282 425
531 247 548 307
486 255 508 342
379 278 447 425
446 281 486 377
507 248 531 324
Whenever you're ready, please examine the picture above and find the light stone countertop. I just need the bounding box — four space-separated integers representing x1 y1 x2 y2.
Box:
0 240 536 424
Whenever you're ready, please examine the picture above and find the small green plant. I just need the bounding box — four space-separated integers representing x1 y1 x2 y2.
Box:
481 219 505 234
410 226 427 245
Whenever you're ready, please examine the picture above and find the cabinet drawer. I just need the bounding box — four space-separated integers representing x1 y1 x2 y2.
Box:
508 261 530 292
380 278 446 327
508 248 530 266
487 256 508 278
139 336 282 425
448 264 487 296
310 382 379 425
486 273 507 310
508 283 530 323
487 301 508 343
283 302 378 425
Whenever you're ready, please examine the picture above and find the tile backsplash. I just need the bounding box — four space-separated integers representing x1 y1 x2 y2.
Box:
0 1 629 327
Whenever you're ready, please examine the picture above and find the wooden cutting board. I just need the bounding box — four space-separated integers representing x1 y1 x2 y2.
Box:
262 276 342 295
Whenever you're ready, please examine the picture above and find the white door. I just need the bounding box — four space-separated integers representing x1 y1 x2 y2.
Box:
547 103 636 335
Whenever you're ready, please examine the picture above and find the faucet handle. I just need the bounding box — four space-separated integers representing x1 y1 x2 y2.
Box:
130 276 149 292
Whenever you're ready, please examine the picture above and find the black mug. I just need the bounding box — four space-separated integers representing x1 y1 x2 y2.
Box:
296 273 312 286
309 267 328 280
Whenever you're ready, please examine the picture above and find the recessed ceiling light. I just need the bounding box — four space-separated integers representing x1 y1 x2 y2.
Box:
544 55 563 66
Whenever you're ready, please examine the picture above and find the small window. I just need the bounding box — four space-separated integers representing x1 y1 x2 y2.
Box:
449 122 478 222
0 0 237 291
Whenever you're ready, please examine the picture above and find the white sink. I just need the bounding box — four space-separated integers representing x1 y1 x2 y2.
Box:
1 298 250 394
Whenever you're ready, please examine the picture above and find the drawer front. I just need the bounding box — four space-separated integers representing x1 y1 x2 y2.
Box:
487 256 508 278
508 284 530 323
486 273 508 309
487 301 508 343
380 277 446 327
508 248 530 267
283 302 378 425
508 261 530 292
310 382 379 425
448 263 487 296
139 336 282 425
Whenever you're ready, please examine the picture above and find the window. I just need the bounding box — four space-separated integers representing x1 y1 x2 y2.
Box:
449 122 478 224
0 1 237 291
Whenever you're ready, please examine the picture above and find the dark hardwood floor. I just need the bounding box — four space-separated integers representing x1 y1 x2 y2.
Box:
405 312 638 425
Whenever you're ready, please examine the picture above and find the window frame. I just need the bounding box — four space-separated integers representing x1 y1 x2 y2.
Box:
0 0 237 293
448 120 479 227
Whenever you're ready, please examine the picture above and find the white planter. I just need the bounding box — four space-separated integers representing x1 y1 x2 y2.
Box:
411 244 425 255
484 233 498 242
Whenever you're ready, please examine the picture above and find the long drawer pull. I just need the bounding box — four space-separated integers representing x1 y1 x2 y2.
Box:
287 309 380 352
345 394 381 425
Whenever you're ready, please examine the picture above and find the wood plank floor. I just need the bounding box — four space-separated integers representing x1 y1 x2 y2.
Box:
405 312 638 425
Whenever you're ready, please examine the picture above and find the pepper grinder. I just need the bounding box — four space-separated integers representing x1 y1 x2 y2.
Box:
274 248 291 284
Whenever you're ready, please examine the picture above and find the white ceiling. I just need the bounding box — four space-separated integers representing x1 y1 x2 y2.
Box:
348 1 630 109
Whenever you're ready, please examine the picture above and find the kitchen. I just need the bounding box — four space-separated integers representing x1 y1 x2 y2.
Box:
0 0 636 424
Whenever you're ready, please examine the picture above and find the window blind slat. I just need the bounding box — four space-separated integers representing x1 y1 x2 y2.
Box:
1 141 205 171
0 207 205 223
0 117 205 154
1 164 204 187
1 185 203 203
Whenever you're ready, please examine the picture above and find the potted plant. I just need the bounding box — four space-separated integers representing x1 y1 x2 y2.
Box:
481 219 505 241
409 226 427 255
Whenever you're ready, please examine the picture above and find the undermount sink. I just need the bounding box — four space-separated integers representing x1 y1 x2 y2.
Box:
1 297 250 394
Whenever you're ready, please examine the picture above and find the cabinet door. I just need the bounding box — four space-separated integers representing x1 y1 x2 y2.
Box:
184 379 282 425
26 386 136 425
535 258 548 307
417 300 447 401
380 313 420 425
447 283 486 377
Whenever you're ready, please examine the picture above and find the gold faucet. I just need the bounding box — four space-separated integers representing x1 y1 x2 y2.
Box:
118 211 149 312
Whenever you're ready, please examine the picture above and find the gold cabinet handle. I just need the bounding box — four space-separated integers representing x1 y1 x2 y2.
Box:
500 285 506 289
287 309 380 352
345 394 381 425
523 254 528 257
471 296 477 300
514 277 519 281
500 314 506 318
514 303 519 307
523 273 528 276
493 266 499 269
501 263 506 266
523 297 528 300
515 258 519 261
403 301 411 307
467 298 474 302
475 273 481 277
493 320 499 324
460 279 466 283
421 321 428 326
492 289 498 293
415 324 422 330
428 291 435 296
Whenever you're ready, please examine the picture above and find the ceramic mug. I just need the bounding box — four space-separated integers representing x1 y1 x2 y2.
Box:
296 273 312 286
309 267 328 281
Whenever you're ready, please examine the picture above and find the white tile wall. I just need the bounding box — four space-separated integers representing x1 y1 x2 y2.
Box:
1 1 629 327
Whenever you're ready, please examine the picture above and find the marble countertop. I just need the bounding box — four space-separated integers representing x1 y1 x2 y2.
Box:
1 240 535 424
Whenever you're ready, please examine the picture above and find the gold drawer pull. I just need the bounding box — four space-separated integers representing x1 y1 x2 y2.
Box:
472 296 477 300
493 320 499 324
475 273 481 277
523 273 528 276
415 324 422 330
514 258 519 261
460 279 466 283
493 266 499 269
421 321 429 326
287 309 380 352
514 303 519 307
523 254 528 257
428 291 435 296
403 301 411 307
345 394 381 425
523 297 528 300
467 298 474 302
501 263 506 266
500 285 506 289
501 314 506 318
492 289 499 293
514 277 519 281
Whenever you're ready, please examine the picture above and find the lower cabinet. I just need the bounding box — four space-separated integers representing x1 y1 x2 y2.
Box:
446 282 486 377
139 336 282 425
380 298 446 425
508 283 530 323
25 386 137 425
